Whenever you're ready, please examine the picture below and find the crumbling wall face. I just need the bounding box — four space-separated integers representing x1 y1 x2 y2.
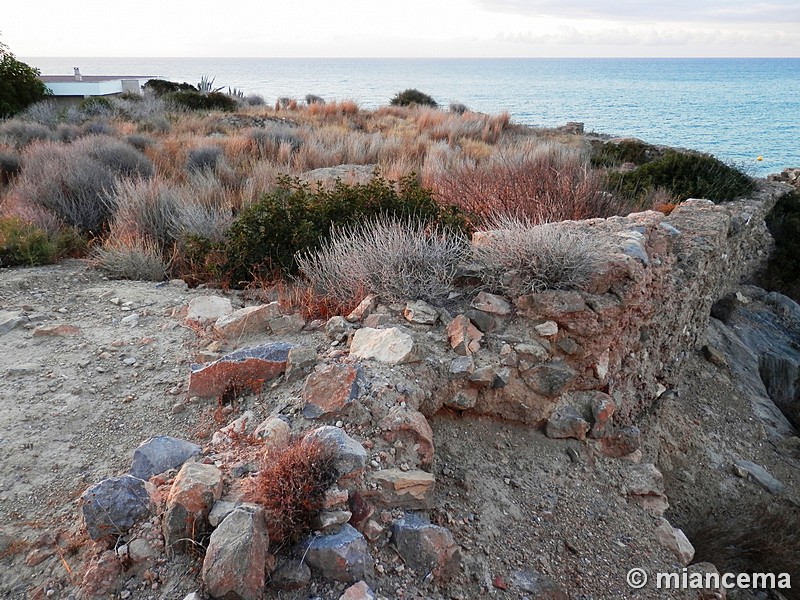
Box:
447 182 786 426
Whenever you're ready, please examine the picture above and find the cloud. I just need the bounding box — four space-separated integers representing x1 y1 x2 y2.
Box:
496 25 800 47
476 0 800 24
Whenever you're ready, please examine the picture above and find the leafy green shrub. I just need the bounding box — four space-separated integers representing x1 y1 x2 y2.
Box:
390 89 438 108
0 42 50 117
166 91 237 112
760 191 800 302
143 79 197 96
297 216 468 306
589 139 663 168
0 217 56 267
223 173 466 284
606 150 755 205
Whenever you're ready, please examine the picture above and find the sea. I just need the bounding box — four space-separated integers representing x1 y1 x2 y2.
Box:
24 57 800 177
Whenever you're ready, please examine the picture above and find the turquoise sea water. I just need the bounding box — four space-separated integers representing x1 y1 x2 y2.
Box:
26 57 800 176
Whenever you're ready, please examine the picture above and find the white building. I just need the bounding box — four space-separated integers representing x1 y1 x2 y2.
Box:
39 68 152 106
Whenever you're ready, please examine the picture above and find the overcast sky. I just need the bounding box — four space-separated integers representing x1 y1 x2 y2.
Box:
4 0 799 57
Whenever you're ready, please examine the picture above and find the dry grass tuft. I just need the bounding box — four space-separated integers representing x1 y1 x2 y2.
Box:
93 234 169 281
246 437 337 546
472 213 606 296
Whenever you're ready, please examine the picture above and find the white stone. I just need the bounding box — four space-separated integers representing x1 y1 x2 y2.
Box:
186 296 233 325
534 320 559 336
655 518 695 566
350 327 419 364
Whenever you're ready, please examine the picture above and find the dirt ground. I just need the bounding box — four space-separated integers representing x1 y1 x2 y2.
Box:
1 259 798 600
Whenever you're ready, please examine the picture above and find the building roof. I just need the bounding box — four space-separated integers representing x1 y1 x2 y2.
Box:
38 75 153 83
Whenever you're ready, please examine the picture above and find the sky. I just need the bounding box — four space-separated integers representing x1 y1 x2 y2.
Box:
3 0 799 58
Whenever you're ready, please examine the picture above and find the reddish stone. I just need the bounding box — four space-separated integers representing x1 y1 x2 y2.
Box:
214 303 280 338
346 294 379 323
33 324 81 337
163 462 223 552
188 342 293 397
302 363 363 419
447 314 482 356
589 392 616 438
364 469 435 509
545 407 590 441
80 550 122 597
340 581 376 600
598 426 641 458
378 406 434 465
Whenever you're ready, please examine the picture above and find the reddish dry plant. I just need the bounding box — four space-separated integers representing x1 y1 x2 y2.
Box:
246 438 337 545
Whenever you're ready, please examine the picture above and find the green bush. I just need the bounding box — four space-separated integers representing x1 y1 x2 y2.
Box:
0 217 56 267
143 79 197 96
166 91 237 112
589 139 663 168
606 150 755 205
0 42 50 117
390 89 438 108
223 173 467 284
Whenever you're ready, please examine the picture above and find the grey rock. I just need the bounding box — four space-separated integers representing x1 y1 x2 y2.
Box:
303 426 367 478
80 475 152 540
464 309 496 333
545 406 590 440
129 436 201 481
271 559 311 590
445 388 478 410
511 570 568 599
302 524 373 583
391 513 460 581
325 316 352 341
520 360 577 396
403 300 439 325
350 327 419 364
471 291 511 315
449 356 475 379
0 311 27 335
733 460 785 494
468 366 496 388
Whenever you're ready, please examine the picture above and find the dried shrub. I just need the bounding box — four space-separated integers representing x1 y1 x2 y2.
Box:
55 123 82 143
186 144 223 172
247 437 336 545
72 134 153 178
297 215 468 306
21 100 62 127
82 120 115 136
305 94 325 105
428 142 624 225
0 119 52 149
245 93 265 107
449 102 468 115
472 214 606 296
125 134 154 152
93 234 168 281
12 141 116 234
105 178 181 247
0 151 21 186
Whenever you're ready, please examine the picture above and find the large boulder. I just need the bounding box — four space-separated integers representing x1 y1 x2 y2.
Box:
163 462 224 551
202 506 270 600
303 426 367 478
303 363 365 419
391 513 460 581
349 327 419 364
302 524 373 583
129 436 200 481
189 342 294 397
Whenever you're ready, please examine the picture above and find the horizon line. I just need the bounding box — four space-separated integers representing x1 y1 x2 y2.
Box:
23 55 800 60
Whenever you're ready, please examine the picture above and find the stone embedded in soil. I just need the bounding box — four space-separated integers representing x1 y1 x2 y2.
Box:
212 410 256 445
546 406 590 441
403 299 439 325
303 426 367 478
511 569 569 599
80 550 123 597
349 327 419 364
268 313 305 336
286 346 317 380
654 518 695 566
271 559 312 590
598 426 641 458
253 416 291 454
449 355 475 379
340 580 376 600
447 314 483 356
80 475 152 540
471 291 511 316
303 363 364 419
733 459 785 494
469 366 496 388
445 387 478 410
302 523 374 583
214 302 280 338
129 436 201 481
325 316 353 341
186 295 233 325
202 506 270 600
32 323 81 337
364 468 435 509
588 392 616 438
188 342 294 397
534 320 559 337
464 309 496 333
378 406 435 465
391 513 460 581
312 510 353 531
0 311 27 334
621 463 669 516
163 462 223 552
520 360 577 397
